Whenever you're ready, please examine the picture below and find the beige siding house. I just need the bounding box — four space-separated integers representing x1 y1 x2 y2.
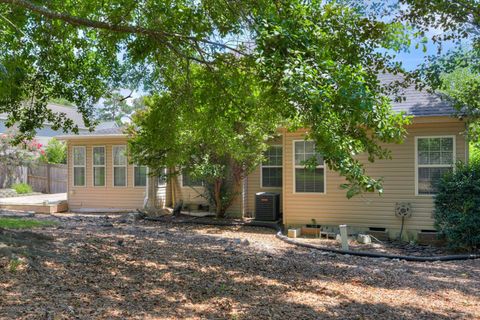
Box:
59 77 467 238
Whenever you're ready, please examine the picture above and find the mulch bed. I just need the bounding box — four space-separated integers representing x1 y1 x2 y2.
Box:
0 213 478 319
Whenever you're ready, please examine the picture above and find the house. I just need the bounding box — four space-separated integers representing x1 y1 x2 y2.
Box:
0 103 91 145
58 76 467 239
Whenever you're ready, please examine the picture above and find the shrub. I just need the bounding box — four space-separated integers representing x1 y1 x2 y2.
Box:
40 138 66 164
434 162 480 251
12 183 33 194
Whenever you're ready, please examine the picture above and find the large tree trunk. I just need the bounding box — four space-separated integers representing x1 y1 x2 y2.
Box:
144 173 158 214
213 179 225 218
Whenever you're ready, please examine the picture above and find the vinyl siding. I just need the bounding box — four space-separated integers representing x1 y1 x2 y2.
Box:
244 136 284 215
67 138 146 210
282 119 466 233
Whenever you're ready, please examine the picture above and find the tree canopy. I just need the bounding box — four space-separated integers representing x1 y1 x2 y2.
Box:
0 0 432 195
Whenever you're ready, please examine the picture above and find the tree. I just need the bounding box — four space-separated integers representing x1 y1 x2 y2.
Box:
128 57 284 216
39 138 66 164
0 0 413 196
0 131 42 187
97 92 135 125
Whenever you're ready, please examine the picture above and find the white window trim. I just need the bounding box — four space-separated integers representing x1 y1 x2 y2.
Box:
134 164 148 188
292 140 327 194
72 146 86 187
112 145 128 188
414 135 456 196
180 173 204 188
260 144 283 189
92 146 106 187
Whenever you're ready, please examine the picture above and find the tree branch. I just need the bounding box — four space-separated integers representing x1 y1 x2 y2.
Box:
0 0 247 55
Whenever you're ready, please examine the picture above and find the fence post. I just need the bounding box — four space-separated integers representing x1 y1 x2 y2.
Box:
46 163 51 194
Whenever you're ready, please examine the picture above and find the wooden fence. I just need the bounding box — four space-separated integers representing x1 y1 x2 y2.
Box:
28 163 67 193
0 166 28 189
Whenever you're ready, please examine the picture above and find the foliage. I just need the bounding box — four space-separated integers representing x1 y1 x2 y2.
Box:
11 182 32 194
0 0 414 196
97 92 135 125
0 217 55 229
470 143 480 164
128 57 283 216
0 132 42 187
39 138 66 164
434 162 480 251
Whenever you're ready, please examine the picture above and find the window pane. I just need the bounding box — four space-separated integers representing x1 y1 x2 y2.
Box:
441 138 453 151
304 141 314 153
263 146 282 166
93 147 105 165
418 137 454 165
135 166 147 186
73 167 85 186
295 141 323 166
113 146 127 165
262 167 282 187
73 147 85 166
418 167 451 194
182 173 203 187
430 138 441 151
93 167 105 186
418 138 429 152
430 151 441 165
441 152 453 164
295 168 324 193
418 151 429 165
114 167 126 186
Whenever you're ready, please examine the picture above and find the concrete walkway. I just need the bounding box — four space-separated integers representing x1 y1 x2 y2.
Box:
0 193 66 205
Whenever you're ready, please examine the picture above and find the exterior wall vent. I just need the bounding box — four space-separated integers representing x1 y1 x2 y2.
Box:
255 192 280 221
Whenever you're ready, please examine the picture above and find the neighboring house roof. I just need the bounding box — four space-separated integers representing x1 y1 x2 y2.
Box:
0 102 89 129
378 73 457 117
96 121 119 130
57 126 125 139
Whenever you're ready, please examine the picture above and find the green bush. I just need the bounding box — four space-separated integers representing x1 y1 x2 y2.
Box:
434 162 480 251
12 183 33 194
40 138 67 164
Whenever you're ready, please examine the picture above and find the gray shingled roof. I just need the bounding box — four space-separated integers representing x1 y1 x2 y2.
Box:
378 73 457 117
0 103 89 129
78 127 125 136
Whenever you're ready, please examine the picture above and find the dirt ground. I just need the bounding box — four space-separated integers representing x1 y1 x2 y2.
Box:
0 214 479 320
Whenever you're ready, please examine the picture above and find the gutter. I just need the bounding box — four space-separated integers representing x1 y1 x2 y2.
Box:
56 134 127 140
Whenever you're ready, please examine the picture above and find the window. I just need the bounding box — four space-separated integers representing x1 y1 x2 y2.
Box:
113 145 127 187
294 141 325 193
261 145 282 188
134 165 148 187
73 146 86 186
416 136 455 195
92 146 105 187
182 173 203 187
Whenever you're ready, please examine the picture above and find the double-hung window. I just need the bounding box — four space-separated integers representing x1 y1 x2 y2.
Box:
73 146 86 187
113 145 127 187
261 145 283 188
294 141 325 193
93 146 106 187
416 136 455 195
134 165 148 187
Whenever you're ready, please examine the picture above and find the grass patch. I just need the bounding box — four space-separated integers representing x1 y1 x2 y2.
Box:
0 218 56 229
11 183 33 194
